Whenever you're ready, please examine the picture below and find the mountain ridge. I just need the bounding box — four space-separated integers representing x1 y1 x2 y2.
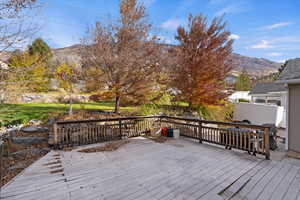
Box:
1 44 282 76
52 44 282 76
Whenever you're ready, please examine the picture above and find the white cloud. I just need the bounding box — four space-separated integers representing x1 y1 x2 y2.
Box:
156 35 172 43
277 60 286 63
228 34 240 40
142 0 155 7
215 2 250 16
266 52 282 57
264 22 293 30
161 18 184 31
249 40 275 49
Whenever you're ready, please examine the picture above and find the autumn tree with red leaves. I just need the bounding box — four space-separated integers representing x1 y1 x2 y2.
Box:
81 0 161 113
172 14 234 107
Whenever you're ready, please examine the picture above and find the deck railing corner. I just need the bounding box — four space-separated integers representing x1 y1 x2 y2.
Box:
52 115 271 159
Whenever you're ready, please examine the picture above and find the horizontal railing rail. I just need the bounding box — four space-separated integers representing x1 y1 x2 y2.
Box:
0 139 4 197
161 117 269 159
53 115 270 159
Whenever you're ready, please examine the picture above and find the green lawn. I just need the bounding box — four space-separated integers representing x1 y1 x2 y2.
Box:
0 102 134 126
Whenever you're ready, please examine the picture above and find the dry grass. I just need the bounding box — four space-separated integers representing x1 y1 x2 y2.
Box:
78 140 130 153
62 147 74 152
145 136 168 143
59 109 124 121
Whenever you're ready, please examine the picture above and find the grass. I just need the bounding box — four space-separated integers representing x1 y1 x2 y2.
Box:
0 102 134 127
0 100 232 127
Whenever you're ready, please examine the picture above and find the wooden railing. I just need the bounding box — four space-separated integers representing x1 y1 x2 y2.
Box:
53 115 270 159
161 116 270 159
0 139 4 195
53 116 159 148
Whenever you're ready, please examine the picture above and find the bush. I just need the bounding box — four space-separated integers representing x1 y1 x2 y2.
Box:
89 94 102 102
198 101 234 122
238 98 250 103
137 104 162 115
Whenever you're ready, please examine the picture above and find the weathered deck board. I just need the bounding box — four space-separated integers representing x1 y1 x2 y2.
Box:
1 137 300 200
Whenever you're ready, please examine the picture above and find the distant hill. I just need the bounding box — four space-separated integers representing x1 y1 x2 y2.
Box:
230 53 282 76
1 44 282 76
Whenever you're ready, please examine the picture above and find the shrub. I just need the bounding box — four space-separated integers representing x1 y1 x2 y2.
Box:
198 101 234 122
238 98 250 103
137 104 162 116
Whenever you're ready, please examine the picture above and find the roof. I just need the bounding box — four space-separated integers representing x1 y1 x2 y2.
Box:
279 58 300 81
249 82 286 95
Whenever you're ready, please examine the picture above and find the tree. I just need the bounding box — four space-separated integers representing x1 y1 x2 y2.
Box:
278 61 287 74
0 0 39 101
172 14 233 107
28 38 53 61
0 0 39 52
8 51 50 92
6 39 53 93
235 69 252 91
55 63 79 115
81 0 161 113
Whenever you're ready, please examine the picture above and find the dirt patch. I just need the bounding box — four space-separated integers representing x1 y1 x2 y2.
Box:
58 110 125 121
1 128 50 186
78 140 130 153
62 147 75 152
1 152 48 186
16 130 48 138
145 136 168 143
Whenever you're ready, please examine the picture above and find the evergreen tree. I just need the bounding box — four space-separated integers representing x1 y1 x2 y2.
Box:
28 38 53 61
278 61 287 74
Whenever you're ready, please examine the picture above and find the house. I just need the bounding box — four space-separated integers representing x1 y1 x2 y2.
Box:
249 82 287 107
228 91 251 102
232 82 287 128
278 58 300 156
225 74 238 84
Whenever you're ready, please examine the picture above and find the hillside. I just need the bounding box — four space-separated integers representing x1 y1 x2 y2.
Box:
230 53 281 76
1 44 282 76
51 45 281 76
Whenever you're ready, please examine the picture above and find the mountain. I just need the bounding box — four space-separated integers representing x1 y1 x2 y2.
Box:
1 44 282 76
230 53 282 76
51 45 282 76
51 44 82 66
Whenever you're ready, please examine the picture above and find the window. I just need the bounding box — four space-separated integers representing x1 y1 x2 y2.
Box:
255 99 266 103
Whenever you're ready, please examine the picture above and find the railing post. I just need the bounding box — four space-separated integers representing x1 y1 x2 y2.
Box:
264 127 270 160
159 116 162 128
53 123 58 148
198 122 203 143
119 120 122 139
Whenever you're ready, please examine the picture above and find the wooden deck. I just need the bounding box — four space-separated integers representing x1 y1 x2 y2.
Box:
1 137 300 200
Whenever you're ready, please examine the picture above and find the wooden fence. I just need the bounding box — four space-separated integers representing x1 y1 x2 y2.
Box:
53 115 270 159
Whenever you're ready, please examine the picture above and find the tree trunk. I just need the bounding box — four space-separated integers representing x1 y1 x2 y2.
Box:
114 96 120 113
188 102 193 111
69 94 73 115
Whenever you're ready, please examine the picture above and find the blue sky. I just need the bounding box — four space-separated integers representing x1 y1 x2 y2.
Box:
38 0 300 62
